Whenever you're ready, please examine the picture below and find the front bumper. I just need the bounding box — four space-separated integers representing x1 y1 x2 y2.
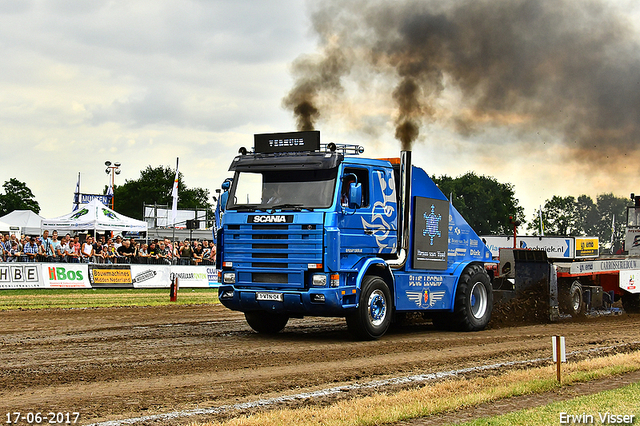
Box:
218 285 358 316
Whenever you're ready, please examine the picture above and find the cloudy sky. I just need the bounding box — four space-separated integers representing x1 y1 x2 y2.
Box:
2 0 640 225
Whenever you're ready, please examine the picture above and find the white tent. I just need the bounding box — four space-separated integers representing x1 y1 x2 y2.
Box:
0 210 44 235
0 220 11 232
41 198 148 233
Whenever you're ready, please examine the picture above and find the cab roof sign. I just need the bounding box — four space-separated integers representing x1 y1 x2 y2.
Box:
254 131 320 154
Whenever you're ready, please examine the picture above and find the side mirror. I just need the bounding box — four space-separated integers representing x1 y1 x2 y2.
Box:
348 183 362 209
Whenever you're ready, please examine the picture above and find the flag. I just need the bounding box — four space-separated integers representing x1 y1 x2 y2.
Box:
73 172 80 211
171 158 179 227
610 214 616 254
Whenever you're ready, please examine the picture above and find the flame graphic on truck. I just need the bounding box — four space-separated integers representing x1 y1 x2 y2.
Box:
361 170 397 253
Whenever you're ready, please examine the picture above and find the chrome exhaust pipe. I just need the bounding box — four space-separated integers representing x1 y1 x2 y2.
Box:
389 150 411 269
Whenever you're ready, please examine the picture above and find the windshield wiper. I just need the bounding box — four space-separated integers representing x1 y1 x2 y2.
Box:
234 204 259 212
269 203 308 212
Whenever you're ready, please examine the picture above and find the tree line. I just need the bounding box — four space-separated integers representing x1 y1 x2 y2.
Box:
432 172 629 248
0 168 631 249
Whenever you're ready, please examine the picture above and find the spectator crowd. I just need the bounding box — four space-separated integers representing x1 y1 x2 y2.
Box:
0 230 216 265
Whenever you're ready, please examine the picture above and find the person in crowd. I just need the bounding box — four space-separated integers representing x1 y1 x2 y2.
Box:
35 237 46 261
97 243 109 264
137 243 149 264
147 241 157 261
56 236 68 262
179 239 193 265
130 240 140 264
1 234 9 252
201 240 211 258
92 239 105 263
81 235 95 263
50 231 61 262
157 241 172 264
207 242 217 265
11 234 23 252
192 241 204 265
22 237 39 262
72 236 81 255
116 239 135 263
0 239 5 261
113 235 123 250
40 230 53 261
66 236 80 263
163 238 174 258
6 241 19 262
107 239 118 263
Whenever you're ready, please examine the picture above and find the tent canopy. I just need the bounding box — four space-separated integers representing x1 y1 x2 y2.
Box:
0 210 44 235
0 220 12 232
41 199 148 232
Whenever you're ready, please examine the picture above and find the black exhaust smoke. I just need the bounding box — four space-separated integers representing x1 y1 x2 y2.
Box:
283 0 640 162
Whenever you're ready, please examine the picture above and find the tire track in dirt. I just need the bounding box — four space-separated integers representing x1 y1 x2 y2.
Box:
0 305 638 424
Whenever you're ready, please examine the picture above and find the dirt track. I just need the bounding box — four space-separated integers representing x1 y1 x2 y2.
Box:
1 304 639 425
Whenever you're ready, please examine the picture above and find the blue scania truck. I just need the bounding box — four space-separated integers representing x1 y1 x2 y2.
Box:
217 131 495 339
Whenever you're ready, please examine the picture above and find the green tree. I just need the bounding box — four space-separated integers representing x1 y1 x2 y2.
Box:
528 195 580 236
529 193 628 247
432 172 524 235
0 178 40 216
112 165 213 222
593 193 628 248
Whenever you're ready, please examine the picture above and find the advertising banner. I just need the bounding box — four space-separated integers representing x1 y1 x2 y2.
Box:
619 270 640 294
130 265 171 288
171 265 214 288
204 265 219 287
0 263 43 289
482 236 576 260
43 264 91 288
89 264 133 288
575 237 599 258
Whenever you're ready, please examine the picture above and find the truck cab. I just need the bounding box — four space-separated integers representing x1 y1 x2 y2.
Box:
218 131 494 339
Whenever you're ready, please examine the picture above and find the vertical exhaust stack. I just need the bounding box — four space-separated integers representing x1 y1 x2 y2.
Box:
389 150 412 269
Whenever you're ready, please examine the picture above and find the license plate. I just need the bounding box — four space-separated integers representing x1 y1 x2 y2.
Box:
256 292 284 302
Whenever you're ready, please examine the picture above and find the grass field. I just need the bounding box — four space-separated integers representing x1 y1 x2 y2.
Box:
0 288 220 309
197 352 640 426
455 381 640 426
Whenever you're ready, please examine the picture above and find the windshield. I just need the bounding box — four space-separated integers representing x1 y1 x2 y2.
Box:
227 169 337 210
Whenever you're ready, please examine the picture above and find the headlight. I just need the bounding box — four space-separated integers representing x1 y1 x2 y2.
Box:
223 272 236 284
312 274 327 287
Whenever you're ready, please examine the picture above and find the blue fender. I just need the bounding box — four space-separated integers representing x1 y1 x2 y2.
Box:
352 257 396 306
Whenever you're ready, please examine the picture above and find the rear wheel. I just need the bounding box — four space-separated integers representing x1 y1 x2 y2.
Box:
622 292 640 313
450 264 493 331
346 276 392 340
244 311 289 334
560 280 583 317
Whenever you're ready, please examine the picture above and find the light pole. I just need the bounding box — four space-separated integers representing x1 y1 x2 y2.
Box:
105 161 121 210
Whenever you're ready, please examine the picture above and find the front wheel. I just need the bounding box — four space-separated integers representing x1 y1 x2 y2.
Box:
244 311 289 334
346 276 392 340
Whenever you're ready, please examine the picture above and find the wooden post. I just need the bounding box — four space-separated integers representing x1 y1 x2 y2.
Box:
553 336 565 383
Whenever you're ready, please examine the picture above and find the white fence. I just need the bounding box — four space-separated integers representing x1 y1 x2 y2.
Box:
0 263 219 289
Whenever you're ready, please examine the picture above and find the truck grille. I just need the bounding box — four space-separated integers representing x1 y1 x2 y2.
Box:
223 221 323 289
